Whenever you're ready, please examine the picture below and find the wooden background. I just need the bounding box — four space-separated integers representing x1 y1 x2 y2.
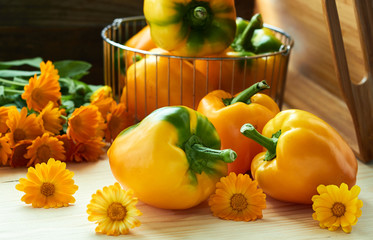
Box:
0 0 366 157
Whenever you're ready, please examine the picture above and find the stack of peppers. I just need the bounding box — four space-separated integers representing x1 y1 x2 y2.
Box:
107 1 358 210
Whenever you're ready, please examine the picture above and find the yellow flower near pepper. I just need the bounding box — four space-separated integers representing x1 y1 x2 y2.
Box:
87 183 142 236
15 158 78 208
312 183 363 233
209 172 266 221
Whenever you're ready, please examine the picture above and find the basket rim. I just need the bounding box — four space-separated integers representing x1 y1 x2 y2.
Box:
101 16 294 61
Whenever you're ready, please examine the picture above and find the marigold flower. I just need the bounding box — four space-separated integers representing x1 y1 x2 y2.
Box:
22 61 61 112
0 136 12 165
90 86 115 119
38 101 64 135
6 107 43 146
209 172 266 221
312 183 363 233
87 183 142 236
15 158 78 208
10 140 33 168
56 134 77 162
74 137 106 162
67 105 106 143
0 106 16 134
105 103 134 142
25 133 65 166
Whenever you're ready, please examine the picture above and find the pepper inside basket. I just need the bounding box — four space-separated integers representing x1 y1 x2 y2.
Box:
101 16 294 122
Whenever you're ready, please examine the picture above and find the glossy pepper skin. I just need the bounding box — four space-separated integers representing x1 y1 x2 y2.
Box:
123 48 216 121
143 0 237 57
124 25 156 66
197 81 280 174
241 109 358 204
108 106 237 210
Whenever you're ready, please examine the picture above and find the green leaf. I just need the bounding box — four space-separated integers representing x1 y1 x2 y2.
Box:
0 57 43 69
0 86 4 95
54 60 92 80
0 70 40 78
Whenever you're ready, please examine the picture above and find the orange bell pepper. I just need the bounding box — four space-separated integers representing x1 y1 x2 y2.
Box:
241 109 358 204
122 48 217 121
197 80 280 174
124 25 157 67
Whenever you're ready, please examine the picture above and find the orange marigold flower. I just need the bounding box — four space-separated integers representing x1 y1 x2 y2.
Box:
67 105 106 143
38 101 64 135
25 133 65 166
56 134 77 162
10 140 33 168
22 61 61 112
0 106 16 134
74 137 106 162
105 103 134 142
6 107 43 146
0 136 12 165
40 60 59 81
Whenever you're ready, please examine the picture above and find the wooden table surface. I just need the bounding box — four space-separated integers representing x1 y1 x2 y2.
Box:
1 150 372 239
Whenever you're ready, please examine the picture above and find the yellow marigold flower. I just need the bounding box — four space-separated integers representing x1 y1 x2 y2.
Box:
22 61 61 112
15 158 78 208
105 103 134 142
91 86 115 119
87 183 142 236
67 105 106 143
38 101 64 135
6 107 43 146
74 137 106 162
0 136 12 165
90 86 113 102
0 106 16 134
312 183 363 233
209 172 266 221
25 133 65 166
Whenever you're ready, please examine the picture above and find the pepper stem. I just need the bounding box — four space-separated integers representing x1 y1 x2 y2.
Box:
189 4 211 29
233 13 263 51
240 123 279 161
194 6 207 21
229 80 270 105
185 135 236 175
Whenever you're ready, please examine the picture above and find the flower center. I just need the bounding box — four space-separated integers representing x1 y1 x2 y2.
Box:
40 182 55 197
230 193 248 211
332 202 346 217
107 202 127 221
13 128 26 142
37 145 52 163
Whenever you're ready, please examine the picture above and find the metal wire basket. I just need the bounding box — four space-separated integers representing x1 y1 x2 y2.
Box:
102 16 294 122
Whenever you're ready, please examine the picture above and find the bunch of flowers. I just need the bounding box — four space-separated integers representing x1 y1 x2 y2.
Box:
0 58 133 167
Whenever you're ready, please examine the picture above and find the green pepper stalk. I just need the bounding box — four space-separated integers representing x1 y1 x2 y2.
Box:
231 13 263 52
240 123 281 161
223 80 270 106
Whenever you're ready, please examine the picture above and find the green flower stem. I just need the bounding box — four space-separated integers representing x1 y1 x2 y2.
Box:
59 115 68 121
3 88 24 94
0 78 26 87
230 80 270 105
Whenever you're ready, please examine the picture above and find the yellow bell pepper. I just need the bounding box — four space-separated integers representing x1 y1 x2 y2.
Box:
143 0 237 57
240 109 358 204
108 106 236 209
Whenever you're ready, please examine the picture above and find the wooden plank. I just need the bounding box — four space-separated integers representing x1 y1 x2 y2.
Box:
0 158 372 239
